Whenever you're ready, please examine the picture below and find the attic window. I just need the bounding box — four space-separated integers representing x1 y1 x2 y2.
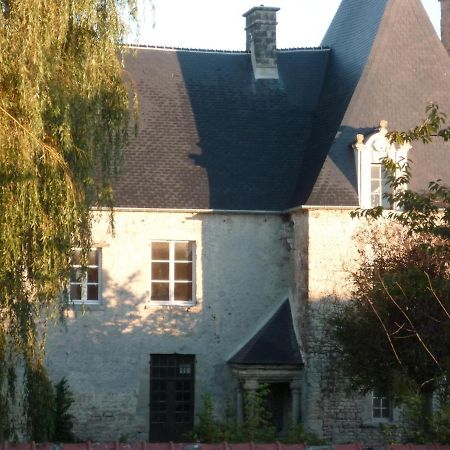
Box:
354 120 411 209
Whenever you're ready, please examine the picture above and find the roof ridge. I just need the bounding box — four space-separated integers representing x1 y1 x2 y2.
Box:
125 44 249 54
125 44 331 54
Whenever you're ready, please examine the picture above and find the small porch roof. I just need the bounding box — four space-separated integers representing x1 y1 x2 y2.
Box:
228 299 303 366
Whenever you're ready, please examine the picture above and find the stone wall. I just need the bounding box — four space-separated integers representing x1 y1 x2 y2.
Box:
295 209 404 444
45 210 291 441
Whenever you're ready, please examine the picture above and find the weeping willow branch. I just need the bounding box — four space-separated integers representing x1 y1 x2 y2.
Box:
0 0 144 439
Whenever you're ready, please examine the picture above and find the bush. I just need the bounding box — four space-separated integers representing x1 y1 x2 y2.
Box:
24 362 75 442
187 388 321 444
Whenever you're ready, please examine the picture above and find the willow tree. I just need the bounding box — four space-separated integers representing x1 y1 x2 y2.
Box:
0 0 139 437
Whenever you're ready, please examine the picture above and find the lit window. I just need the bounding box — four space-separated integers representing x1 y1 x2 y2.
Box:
69 248 101 304
372 392 392 420
370 163 392 208
150 241 194 305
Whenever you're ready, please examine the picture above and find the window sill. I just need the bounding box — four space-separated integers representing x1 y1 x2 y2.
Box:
149 300 196 307
361 420 397 428
68 301 104 312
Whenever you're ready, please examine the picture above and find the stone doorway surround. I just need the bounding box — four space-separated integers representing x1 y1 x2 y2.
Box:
230 364 303 425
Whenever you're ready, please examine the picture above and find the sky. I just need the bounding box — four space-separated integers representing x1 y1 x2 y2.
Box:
130 0 441 50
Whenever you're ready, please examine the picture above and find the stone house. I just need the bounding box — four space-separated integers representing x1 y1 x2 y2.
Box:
46 0 450 444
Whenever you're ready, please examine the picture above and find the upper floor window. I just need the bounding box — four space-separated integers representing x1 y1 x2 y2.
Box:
150 241 194 305
354 120 411 209
70 248 101 304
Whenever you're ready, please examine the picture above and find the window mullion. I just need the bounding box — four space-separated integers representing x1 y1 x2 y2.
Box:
82 273 88 302
169 242 175 302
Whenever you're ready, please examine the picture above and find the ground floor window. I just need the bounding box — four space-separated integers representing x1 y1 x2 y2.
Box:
149 354 195 442
372 391 392 420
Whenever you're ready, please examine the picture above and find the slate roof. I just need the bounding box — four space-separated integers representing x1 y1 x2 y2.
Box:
228 300 303 366
114 47 329 210
113 0 450 210
305 0 450 205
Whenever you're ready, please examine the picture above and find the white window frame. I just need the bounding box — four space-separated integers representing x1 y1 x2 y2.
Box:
370 163 392 208
361 391 400 426
354 120 411 209
69 248 102 305
372 392 393 422
150 241 195 306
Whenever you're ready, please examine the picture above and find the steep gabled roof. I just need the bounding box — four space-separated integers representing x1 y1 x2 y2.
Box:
228 300 303 366
301 0 450 206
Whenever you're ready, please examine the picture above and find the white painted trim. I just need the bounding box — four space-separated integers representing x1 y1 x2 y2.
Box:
70 248 102 306
149 240 196 307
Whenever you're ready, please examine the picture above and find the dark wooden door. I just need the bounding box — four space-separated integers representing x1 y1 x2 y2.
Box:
149 354 195 442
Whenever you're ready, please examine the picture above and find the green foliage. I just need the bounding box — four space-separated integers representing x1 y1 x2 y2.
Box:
25 361 56 442
337 104 450 441
240 384 276 442
187 387 276 443
283 421 324 445
24 364 76 443
186 389 321 444
186 393 224 443
402 391 450 444
0 0 144 436
53 377 75 443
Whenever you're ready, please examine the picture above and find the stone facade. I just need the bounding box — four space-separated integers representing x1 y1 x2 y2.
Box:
45 207 408 443
46 210 292 441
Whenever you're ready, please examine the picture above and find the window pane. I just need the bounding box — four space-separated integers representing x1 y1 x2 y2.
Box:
175 262 192 281
87 267 98 283
151 282 170 301
70 268 83 282
70 284 81 301
88 249 98 265
174 283 192 301
152 242 170 260
371 180 381 194
72 250 81 266
152 262 170 280
371 165 381 179
175 242 192 261
87 284 98 301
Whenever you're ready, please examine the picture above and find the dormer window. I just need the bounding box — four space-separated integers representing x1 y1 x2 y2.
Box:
354 120 411 209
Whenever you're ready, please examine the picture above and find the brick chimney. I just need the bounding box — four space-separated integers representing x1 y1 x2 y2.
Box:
243 6 280 79
440 0 450 54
